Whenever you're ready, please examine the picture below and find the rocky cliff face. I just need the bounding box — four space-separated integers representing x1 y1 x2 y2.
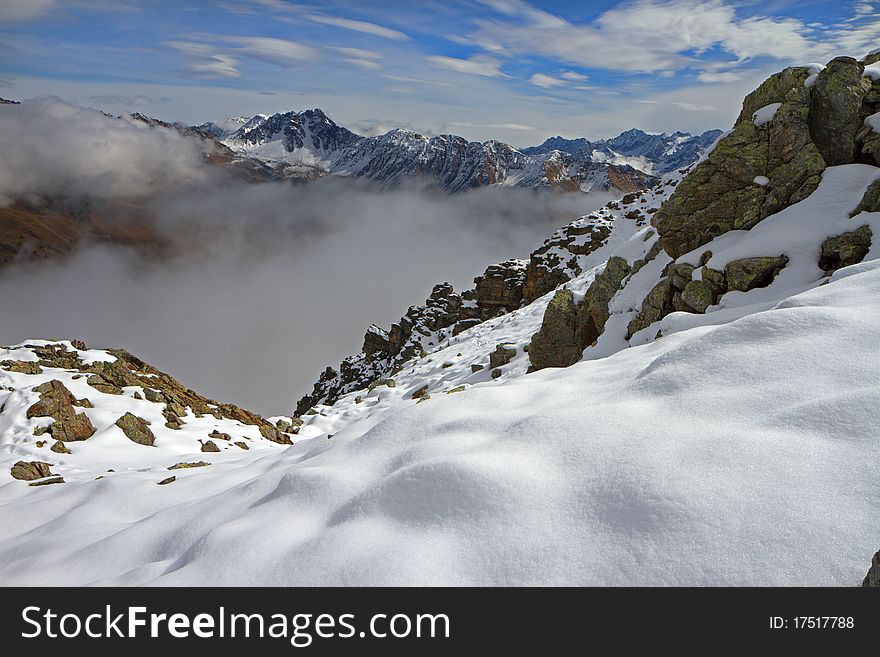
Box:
528 52 880 371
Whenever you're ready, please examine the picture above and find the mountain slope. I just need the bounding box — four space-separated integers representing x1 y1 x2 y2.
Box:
2 53 880 586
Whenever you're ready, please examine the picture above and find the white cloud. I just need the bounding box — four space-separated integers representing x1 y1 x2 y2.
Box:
328 46 383 60
0 0 57 22
448 121 536 131
473 0 823 74
697 70 742 83
529 73 567 88
222 36 318 66
344 58 382 71
383 74 454 88
307 14 410 41
427 55 508 78
560 70 588 81
166 41 242 78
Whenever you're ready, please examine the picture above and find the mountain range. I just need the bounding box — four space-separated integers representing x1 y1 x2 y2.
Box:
194 109 721 194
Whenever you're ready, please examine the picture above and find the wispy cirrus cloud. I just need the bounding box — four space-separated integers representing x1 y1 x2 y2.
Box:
167 35 318 78
427 54 508 78
305 13 410 41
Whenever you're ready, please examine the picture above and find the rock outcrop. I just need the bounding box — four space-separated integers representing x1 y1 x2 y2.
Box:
528 289 582 369
26 380 95 442
653 65 826 259
863 550 880 587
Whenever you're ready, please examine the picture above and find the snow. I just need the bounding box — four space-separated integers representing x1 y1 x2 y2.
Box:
2 161 879 586
3 255 880 584
752 103 782 126
864 62 880 81
753 175 769 186
804 63 825 88
866 112 880 134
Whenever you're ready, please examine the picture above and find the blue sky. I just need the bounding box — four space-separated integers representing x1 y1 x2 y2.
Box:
1 0 878 145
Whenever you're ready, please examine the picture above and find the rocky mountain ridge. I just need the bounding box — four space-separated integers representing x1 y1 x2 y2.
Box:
211 108 716 193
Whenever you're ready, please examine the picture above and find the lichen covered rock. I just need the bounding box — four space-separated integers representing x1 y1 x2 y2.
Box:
576 256 630 348
528 289 581 370
819 225 872 274
808 57 870 166
653 66 825 258
115 412 155 446
725 256 789 292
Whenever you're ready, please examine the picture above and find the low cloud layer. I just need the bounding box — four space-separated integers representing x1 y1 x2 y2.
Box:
0 99 610 415
0 97 211 206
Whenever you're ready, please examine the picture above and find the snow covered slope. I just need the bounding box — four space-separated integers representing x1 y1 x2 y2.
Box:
2 53 879 586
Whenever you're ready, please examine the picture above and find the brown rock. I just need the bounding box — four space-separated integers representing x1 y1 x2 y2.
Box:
115 412 155 446
11 460 54 481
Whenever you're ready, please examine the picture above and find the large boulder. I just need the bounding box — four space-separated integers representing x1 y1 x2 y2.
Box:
115 412 155 446
725 255 789 292
576 256 630 348
653 66 825 258
627 278 675 338
819 225 872 274
11 461 54 481
808 57 870 166
528 289 581 370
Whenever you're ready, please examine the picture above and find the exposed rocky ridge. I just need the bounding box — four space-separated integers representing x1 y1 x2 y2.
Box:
295 267 530 415
523 128 723 175
528 52 880 371
1 340 297 484
220 109 664 194
294 172 681 416
654 56 880 260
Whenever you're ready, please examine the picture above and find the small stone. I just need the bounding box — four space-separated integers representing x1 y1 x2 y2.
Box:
143 388 166 403
471 364 484 373
491 368 502 379
201 440 220 453
168 461 210 470
489 343 517 369
235 441 249 450
447 386 466 394
158 476 176 485
209 429 231 441
411 385 430 400
50 441 70 454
